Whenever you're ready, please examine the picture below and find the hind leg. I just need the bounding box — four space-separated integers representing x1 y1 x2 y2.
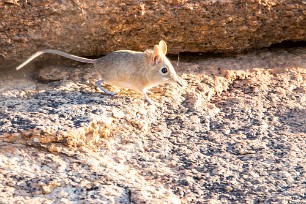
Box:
95 80 116 96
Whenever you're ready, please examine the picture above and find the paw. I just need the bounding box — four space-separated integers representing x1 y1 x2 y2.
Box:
145 98 155 105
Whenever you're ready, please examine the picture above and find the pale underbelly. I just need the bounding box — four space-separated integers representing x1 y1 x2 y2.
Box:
105 80 140 92
104 80 160 93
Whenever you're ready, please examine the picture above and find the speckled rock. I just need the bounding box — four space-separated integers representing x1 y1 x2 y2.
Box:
0 0 305 67
0 47 305 203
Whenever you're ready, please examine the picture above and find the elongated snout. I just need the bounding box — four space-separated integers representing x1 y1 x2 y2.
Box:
176 79 184 87
172 76 184 87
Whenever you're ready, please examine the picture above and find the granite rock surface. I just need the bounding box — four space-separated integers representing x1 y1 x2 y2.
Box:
0 0 305 67
0 47 305 203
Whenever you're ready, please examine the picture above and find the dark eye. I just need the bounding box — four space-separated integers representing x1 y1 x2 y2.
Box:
161 67 168 74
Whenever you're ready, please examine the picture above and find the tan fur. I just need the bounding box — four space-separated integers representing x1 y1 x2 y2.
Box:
16 40 182 104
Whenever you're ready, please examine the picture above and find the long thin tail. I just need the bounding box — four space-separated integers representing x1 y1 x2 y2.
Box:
16 49 96 70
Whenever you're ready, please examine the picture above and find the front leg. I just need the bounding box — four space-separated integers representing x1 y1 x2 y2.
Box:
143 91 155 105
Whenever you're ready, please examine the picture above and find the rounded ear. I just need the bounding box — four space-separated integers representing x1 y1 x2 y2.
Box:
154 44 160 56
159 40 167 55
153 45 162 65
145 47 161 66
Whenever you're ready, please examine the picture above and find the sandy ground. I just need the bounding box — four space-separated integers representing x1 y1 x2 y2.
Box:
0 47 305 203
